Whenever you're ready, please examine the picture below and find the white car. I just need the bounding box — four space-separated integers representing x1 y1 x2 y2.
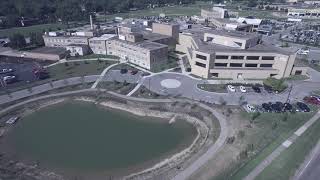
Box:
227 85 236 92
3 75 16 82
240 86 247 93
298 49 309 55
5 117 19 124
246 104 256 112
0 68 13 74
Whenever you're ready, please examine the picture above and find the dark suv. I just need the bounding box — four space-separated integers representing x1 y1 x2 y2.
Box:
296 102 310 112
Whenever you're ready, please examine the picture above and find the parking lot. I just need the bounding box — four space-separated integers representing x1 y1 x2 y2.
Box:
0 56 50 93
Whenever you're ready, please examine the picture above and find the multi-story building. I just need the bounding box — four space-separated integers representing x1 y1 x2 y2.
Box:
89 34 117 55
176 28 306 79
107 38 168 70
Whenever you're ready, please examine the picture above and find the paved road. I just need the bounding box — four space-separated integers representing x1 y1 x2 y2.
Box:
294 138 320 180
142 71 320 105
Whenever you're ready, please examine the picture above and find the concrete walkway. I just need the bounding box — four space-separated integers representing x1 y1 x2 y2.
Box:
45 57 119 68
91 63 120 89
244 110 320 180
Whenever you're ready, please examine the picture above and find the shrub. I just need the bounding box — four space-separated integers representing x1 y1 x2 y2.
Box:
263 77 287 92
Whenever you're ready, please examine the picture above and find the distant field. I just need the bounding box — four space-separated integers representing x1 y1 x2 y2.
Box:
96 2 209 21
0 24 67 38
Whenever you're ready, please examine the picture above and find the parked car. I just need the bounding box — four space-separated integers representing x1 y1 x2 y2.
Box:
246 104 256 112
5 117 19 124
0 68 13 74
303 96 320 105
284 103 293 112
3 75 16 84
130 70 138 75
262 103 272 112
296 102 310 112
264 85 273 93
252 86 261 93
227 85 236 92
271 102 282 113
240 86 246 93
120 69 128 74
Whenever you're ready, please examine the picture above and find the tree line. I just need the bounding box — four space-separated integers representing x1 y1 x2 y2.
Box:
0 0 196 28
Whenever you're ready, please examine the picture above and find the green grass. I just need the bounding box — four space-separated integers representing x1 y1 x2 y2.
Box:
67 54 120 60
0 23 67 38
97 81 137 95
152 57 179 73
256 117 320 180
96 2 208 21
285 75 309 81
223 109 318 180
197 84 227 93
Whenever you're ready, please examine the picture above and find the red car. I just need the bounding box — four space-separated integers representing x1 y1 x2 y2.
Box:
303 96 320 105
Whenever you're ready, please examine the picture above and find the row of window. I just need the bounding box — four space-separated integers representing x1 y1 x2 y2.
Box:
214 63 273 68
215 55 275 60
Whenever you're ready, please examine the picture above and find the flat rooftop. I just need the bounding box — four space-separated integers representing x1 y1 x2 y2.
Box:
181 29 295 55
113 38 167 50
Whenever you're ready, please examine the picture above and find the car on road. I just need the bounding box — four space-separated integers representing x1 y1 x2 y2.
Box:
240 86 246 93
296 102 310 112
262 103 272 112
120 69 128 74
298 49 310 55
303 96 320 105
252 86 261 93
227 85 236 92
0 68 13 74
246 104 256 112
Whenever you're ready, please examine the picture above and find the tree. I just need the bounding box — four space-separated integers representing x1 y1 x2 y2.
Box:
30 32 44 47
9 33 26 49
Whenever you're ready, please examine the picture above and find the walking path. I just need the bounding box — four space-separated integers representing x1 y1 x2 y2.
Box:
45 58 119 68
244 110 320 180
91 63 120 89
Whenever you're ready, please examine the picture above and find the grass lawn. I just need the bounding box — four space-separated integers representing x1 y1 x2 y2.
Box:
256 117 320 180
67 54 119 60
96 2 208 22
132 86 165 99
152 57 179 73
0 23 67 38
222 109 318 180
197 84 227 93
285 75 309 81
97 81 137 95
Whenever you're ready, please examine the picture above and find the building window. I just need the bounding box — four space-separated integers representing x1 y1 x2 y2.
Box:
216 55 229 59
214 63 227 67
231 56 244 60
230 63 243 67
196 54 207 60
245 63 258 67
260 64 273 68
234 42 243 47
211 73 219 77
262 56 275 60
195 61 206 68
247 56 260 60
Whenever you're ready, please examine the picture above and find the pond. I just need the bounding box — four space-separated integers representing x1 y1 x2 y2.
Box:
5 101 196 179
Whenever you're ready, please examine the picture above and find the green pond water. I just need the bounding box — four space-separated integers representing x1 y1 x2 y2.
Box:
7 101 196 177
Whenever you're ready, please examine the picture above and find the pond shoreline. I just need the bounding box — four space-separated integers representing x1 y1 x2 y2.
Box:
0 94 212 180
